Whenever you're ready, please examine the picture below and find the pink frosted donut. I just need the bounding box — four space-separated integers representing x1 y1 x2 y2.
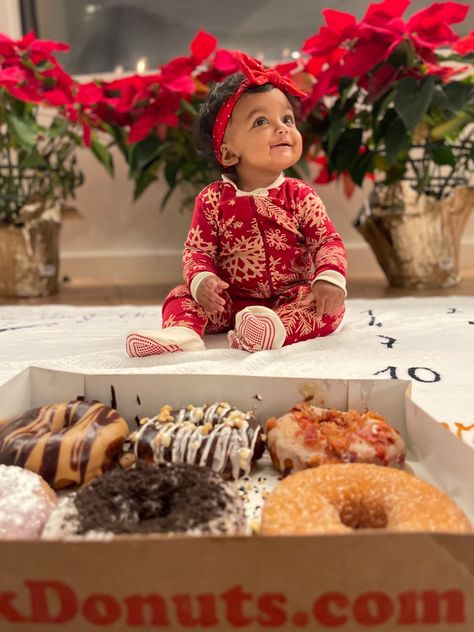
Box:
0 464 57 539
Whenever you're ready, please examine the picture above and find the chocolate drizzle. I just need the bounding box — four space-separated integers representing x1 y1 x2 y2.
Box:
131 402 264 479
0 401 129 489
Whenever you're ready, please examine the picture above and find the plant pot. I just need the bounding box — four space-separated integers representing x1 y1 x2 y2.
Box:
0 199 61 298
354 183 474 289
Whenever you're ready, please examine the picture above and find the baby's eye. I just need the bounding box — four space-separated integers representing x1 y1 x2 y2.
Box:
253 117 268 127
283 115 295 125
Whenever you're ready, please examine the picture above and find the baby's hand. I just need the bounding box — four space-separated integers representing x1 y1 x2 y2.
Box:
196 275 229 315
303 280 345 319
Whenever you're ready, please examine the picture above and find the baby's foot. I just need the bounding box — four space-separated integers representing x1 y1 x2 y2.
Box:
228 306 286 352
126 326 205 357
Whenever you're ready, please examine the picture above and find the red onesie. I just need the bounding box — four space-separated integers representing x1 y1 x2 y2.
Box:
162 175 347 346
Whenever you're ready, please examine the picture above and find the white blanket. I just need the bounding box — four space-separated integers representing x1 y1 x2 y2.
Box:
1 297 473 445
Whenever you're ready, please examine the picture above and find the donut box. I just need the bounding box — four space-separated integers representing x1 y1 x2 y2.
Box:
0 366 473 632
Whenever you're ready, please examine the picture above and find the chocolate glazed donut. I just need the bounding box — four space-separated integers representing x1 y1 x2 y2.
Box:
0 401 129 489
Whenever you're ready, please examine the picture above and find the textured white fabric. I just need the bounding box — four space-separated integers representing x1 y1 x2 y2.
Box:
0 297 473 445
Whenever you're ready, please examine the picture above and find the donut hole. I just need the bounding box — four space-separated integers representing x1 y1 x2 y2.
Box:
339 499 388 530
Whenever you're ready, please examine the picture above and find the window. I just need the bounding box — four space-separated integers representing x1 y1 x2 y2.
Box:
20 0 474 75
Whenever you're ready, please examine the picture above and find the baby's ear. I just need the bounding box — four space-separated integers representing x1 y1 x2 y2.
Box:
219 144 239 167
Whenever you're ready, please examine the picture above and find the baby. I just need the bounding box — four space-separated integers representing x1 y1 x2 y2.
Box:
126 53 347 356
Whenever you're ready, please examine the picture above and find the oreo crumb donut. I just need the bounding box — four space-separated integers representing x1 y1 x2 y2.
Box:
0 401 129 489
130 402 264 479
261 464 472 535
42 462 247 539
265 403 405 473
0 464 57 539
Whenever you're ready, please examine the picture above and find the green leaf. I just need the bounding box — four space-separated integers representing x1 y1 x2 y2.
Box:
91 136 114 176
129 135 165 170
430 111 472 140
164 161 179 189
19 149 48 169
431 143 456 166
47 117 69 139
331 128 363 172
133 169 158 201
431 85 455 114
327 110 345 154
443 82 474 111
444 52 474 64
384 117 411 166
394 76 436 133
5 114 40 149
349 150 373 186
180 99 198 117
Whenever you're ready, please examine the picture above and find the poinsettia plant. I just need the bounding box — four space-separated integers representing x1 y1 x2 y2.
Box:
299 0 474 199
90 31 241 209
0 32 113 223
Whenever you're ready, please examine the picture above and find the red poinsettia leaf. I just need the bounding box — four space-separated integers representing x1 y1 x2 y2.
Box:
361 63 399 101
342 172 356 198
41 87 73 106
407 2 468 46
302 27 342 56
6 84 42 103
160 56 195 79
363 0 410 25
213 49 240 74
76 82 104 105
453 30 474 54
408 2 469 31
17 31 36 48
342 39 392 77
322 9 357 34
160 74 195 94
155 112 178 127
425 62 468 81
29 38 70 54
0 66 27 85
128 113 157 143
82 121 91 147
0 34 15 56
190 30 217 63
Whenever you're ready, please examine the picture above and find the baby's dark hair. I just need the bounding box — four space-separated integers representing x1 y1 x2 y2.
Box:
197 72 283 173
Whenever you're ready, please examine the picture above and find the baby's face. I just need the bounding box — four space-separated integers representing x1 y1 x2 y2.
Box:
221 87 303 182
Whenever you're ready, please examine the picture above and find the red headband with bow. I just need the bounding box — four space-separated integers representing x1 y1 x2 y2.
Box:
212 52 306 165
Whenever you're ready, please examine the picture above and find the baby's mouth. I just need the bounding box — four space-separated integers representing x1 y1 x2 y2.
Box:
271 142 292 148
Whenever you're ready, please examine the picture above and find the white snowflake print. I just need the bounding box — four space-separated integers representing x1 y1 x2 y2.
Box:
266 228 289 250
219 219 267 282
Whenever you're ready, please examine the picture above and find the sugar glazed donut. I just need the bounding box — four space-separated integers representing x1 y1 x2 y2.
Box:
130 402 265 479
261 463 472 535
0 401 129 489
265 403 406 473
42 462 247 539
0 464 57 539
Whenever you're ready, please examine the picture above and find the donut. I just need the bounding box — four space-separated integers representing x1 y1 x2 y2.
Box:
42 462 247 539
260 463 472 535
0 401 129 489
130 402 265 479
0 464 57 539
265 403 405 473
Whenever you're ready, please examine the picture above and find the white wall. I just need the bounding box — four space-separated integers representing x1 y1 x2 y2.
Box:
60 149 474 284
